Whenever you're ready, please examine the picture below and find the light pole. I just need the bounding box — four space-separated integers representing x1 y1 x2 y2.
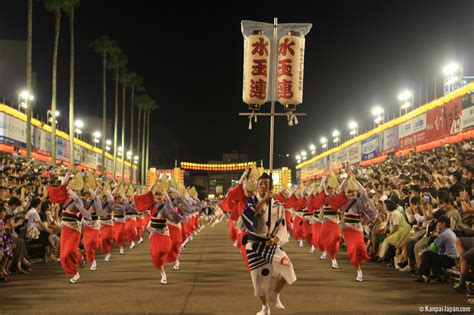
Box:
105 139 112 152
19 91 34 158
443 62 462 95
92 131 101 148
348 120 358 138
372 106 384 128
398 90 413 116
295 154 301 164
74 119 84 140
133 155 139 183
332 130 340 147
47 110 60 125
320 137 328 151
301 150 307 161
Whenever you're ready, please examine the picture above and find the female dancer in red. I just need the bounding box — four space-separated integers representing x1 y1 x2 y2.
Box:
81 189 102 271
107 191 127 255
148 192 173 284
60 186 94 284
339 172 378 282
124 200 138 250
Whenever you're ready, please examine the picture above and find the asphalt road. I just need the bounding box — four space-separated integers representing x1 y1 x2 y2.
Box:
1 220 471 314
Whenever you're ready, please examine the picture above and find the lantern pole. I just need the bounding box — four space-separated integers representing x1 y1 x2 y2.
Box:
269 17 278 174
240 18 309 186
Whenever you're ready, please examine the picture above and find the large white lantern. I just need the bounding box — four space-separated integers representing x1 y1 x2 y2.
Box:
243 31 270 110
277 31 305 109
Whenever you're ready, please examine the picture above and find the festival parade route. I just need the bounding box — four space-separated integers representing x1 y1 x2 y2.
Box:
1 220 469 315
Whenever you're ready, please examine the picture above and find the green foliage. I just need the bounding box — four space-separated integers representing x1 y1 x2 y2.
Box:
90 35 118 56
135 94 158 111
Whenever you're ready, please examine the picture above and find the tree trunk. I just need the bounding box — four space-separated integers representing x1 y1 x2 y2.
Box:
145 110 151 185
113 69 118 179
130 86 134 182
26 0 33 159
69 7 75 169
101 52 107 175
121 83 126 181
136 107 141 184
51 9 61 165
141 110 147 185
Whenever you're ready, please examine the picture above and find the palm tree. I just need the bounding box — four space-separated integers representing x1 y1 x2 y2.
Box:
107 48 127 179
135 94 152 184
63 0 80 169
135 93 145 183
145 102 159 183
119 70 131 181
137 95 158 185
90 35 118 175
127 73 143 182
26 0 33 159
44 0 69 165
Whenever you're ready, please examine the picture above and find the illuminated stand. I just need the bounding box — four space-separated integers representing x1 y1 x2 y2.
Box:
240 19 311 175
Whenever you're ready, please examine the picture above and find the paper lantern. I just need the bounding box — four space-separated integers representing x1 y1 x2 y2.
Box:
277 31 305 109
243 31 270 110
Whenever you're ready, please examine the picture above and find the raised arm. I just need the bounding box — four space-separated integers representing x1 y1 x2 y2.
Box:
68 189 93 220
239 168 250 185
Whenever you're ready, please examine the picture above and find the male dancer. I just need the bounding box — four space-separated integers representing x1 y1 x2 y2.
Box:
242 173 296 315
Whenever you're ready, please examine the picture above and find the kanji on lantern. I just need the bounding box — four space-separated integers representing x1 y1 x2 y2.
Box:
277 32 305 106
278 59 293 77
252 59 268 77
278 79 294 99
279 38 295 56
251 37 269 56
243 32 270 108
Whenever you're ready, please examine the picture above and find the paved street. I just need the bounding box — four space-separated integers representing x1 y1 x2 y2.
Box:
1 221 470 315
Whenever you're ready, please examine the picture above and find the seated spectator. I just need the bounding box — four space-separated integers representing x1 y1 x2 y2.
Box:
414 215 457 283
376 197 411 261
452 236 474 292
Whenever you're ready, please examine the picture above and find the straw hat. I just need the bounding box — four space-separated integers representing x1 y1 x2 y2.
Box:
68 172 84 191
326 172 338 189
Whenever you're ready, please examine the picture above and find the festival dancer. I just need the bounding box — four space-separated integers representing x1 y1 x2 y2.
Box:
98 189 115 262
81 188 102 271
291 188 306 248
124 199 139 250
148 191 174 285
109 190 128 255
242 173 296 315
339 170 378 282
302 186 317 253
56 172 94 284
165 189 184 271
319 172 348 269
135 210 145 245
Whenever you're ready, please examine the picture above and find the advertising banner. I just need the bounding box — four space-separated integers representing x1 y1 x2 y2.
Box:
383 126 399 151
426 96 463 141
361 135 379 160
347 142 361 164
461 93 474 130
0 114 28 147
399 113 426 139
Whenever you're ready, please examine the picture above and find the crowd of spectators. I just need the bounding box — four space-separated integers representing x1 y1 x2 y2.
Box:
0 154 99 281
344 141 473 294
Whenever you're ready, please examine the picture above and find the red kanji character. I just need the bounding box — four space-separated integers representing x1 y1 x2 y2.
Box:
278 59 293 77
250 79 267 100
251 37 269 56
278 79 294 99
279 38 295 56
251 59 268 77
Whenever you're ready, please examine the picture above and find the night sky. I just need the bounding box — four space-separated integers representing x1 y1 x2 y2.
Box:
0 1 473 169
